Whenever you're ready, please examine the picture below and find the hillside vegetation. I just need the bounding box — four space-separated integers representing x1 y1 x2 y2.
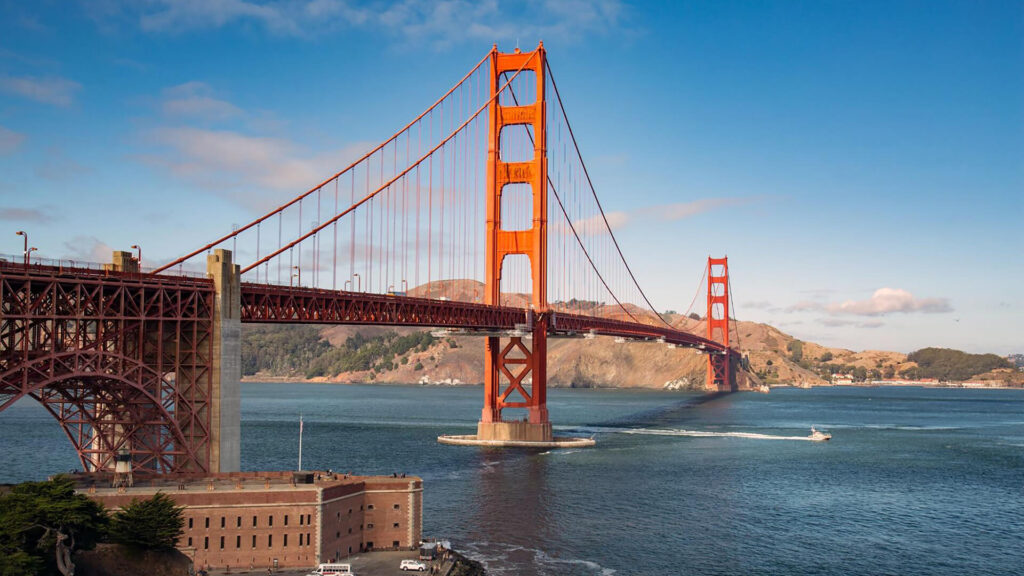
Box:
905 347 1012 381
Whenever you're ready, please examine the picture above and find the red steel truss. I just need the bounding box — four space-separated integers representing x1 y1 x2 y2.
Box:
0 260 215 474
239 283 726 351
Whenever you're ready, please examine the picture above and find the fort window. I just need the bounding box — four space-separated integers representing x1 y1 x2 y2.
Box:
203 536 208 550
252 534 256 548
393 523 399 528
236 516 241 527
367 523 374 529
299 533 304 546
284 515 288 526
367 504 374 510
188 518 193 529
393 540 400 548
269 515 273 527
300 515 304 526
252 515 257 527
236 535 241 548
348 528 352 534
221 517 225 528
268 534 272 548
393 504 400 510
187 537 192 547
284 534 288 547
306 514 311 524
220 536 224 549
205 517 209 529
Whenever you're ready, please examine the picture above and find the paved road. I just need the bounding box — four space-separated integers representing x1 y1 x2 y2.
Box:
209 550 450 576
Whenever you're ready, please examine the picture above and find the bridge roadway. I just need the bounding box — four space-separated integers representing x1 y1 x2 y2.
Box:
240 282 728 353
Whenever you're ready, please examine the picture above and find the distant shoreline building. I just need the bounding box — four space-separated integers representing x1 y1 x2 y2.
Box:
75 471 422 571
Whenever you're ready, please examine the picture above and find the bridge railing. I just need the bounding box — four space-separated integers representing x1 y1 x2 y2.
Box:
0 254 211 284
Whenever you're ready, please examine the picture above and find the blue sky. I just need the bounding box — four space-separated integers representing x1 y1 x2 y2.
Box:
0 0 1020 354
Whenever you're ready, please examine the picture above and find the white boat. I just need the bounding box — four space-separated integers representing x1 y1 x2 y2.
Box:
809 427 831 441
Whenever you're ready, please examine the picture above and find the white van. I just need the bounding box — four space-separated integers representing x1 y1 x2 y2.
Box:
305 564 354 576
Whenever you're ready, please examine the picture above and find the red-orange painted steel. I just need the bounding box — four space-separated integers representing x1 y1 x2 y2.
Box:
483 44 550 424
0 260 215 474
705 257 732 391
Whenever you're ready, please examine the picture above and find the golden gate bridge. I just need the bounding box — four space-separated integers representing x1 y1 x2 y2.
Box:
0 44 742 475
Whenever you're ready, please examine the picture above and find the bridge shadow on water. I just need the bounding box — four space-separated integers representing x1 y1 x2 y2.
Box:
575 391 733 431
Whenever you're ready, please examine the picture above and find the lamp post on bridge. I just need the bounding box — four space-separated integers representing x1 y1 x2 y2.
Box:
353 273 361 292
291 265 300 288
131 244 142 270
26 246 37 265
15 230 27 265
344 280 352 291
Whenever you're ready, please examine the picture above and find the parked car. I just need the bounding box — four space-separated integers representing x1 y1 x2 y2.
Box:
400 559 428 571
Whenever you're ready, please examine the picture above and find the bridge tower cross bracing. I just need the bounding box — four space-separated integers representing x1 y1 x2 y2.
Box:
478 43 553 443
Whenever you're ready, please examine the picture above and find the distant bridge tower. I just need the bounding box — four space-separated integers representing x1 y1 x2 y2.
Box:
706 256 732 391
478 43 552 443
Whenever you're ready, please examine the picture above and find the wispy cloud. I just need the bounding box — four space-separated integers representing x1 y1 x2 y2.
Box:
570 211 629 234
0 126 25 154
61 235 112 263
0 75 81 107
791 288 952 316
140 126 369 207
83 0 628 46
0 207 52 223
35 148 91 182
161 81 242 120
819 318 885 329
648 197 755 221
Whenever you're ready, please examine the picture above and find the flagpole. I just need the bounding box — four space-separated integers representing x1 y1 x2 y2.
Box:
298 414 303 471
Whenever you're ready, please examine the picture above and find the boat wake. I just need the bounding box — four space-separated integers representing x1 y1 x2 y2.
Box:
621 428 826 442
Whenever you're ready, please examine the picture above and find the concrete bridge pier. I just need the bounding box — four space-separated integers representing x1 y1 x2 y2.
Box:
208 249 241 473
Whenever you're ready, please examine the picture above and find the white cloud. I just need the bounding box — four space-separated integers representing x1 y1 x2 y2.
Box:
0 75 80 107
570 211 628 235
652 197 753 221
142 126 369 206
0 126 25 154
83 0 626 46
791 288 952 317
161 81 242 120
827 288 952 316
61 235 112 263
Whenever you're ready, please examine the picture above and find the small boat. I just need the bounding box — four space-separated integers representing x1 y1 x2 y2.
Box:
757 384 770 393
809 427 831 442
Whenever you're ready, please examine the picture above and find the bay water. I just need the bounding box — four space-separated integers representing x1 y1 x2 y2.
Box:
1 384 1022 575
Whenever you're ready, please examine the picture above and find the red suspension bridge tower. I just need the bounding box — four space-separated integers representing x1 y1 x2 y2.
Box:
479 44 552 443
706 256 733 392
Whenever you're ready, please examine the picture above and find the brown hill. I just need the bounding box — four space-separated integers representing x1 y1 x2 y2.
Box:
246 281 1017 389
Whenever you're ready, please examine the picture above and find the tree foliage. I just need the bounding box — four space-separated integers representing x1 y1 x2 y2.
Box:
786 340 803 363
241 325 331 376
109 493 183 551
907 347 1012 381
0 476 108 576
304 331 435 378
